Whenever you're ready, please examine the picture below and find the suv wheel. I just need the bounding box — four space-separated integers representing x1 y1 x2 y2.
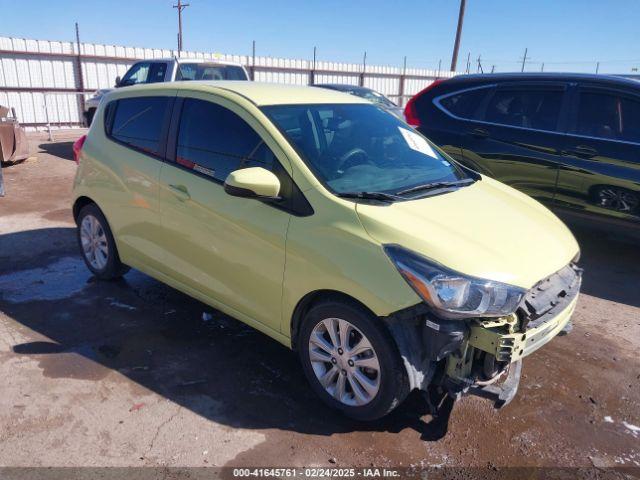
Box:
77 204 129 279
298 299 409 421
593 185 639 213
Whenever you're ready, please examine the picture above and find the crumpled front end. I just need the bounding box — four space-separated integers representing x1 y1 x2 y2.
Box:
383 262 582 408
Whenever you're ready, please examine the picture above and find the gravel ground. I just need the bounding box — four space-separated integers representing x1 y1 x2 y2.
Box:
0 131 638 478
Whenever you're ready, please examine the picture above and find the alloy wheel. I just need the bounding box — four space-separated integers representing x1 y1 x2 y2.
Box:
596 187 639 213
308 317 381 406
80 214 109 270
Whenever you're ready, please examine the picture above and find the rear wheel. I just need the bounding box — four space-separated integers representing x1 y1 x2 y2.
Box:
298 299 409 421
77 203 129 280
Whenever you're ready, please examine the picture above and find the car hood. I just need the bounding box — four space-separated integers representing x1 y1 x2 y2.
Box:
355 176 579 290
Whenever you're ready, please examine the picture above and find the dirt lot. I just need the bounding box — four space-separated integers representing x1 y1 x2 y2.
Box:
0 131 639 477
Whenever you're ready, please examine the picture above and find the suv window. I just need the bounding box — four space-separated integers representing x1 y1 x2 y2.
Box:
108 97 171 156
176 98 275 181
576 89 640 143
120 62 151 86
484 87 563 131
438 87 489 119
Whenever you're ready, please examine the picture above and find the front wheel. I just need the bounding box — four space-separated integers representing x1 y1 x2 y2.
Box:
298 299 409 421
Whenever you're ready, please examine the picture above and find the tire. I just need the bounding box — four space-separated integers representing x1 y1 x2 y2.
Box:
298 299 409 421
76 203 129 280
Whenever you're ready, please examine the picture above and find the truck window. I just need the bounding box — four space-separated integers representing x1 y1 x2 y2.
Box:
175 63 247 81
120 63 151 86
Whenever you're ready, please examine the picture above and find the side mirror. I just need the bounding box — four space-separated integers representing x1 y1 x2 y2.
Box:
115 76 121 87
224 167 281 200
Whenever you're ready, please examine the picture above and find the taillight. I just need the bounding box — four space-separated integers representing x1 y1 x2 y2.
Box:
73 135 87 165
403 79 446 127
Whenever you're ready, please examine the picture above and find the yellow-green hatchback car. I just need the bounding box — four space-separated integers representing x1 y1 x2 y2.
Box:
72 81 582 420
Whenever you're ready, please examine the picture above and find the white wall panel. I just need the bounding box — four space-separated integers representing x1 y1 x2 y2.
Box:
1 35 462 127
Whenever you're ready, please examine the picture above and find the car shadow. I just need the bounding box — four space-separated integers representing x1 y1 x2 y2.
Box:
0 227 454 441
0 225 636 442
570 225 640 308
38 141 75 161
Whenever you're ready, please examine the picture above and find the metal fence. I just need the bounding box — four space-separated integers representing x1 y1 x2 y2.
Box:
0 35 459 129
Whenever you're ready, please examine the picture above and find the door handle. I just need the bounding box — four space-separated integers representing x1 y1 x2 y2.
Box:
168 184 191 201
562 145 598 158
468 127 489 139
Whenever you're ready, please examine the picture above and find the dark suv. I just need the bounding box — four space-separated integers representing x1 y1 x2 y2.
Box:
405 73 640 236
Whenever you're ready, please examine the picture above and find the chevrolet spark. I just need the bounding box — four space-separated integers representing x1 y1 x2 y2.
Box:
72 81 582 421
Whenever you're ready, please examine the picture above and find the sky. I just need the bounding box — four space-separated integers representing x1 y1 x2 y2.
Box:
1 0 639 74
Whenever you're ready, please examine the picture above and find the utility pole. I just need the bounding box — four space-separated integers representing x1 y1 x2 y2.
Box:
359 51 367 87
476 54 483 73
450 0 466 72
520 47 529 72
541 62 544 72
75 22 86 117
465 52 471 73
398 56 407 107
173 0 190 54
596 62 600 74
251 40 256 80
310 46 317 85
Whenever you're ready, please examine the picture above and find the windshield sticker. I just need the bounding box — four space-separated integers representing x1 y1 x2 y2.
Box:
398 127 438 158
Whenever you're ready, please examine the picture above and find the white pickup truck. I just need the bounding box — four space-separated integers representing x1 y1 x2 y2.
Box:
83 57 250 125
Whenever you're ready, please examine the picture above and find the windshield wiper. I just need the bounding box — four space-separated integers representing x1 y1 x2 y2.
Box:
395 178 475 197
337 191 402 202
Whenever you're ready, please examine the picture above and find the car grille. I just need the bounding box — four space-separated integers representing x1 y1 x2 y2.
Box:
518 263 583 330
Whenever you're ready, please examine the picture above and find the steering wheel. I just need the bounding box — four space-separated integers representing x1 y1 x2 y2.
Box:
336 148 371 172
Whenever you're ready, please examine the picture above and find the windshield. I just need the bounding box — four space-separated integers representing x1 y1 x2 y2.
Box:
177 63 247 81
262 103 471 195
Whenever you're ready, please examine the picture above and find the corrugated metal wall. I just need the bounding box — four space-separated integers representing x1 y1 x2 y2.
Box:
0 35 458 129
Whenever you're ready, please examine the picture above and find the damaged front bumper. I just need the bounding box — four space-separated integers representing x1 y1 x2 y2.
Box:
384 262 582 408
468 296 577 364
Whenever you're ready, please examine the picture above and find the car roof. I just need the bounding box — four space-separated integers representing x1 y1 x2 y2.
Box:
116 81 371 106
442 72 640 89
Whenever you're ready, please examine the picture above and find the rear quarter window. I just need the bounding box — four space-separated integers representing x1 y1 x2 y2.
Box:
105 96 172 156
438 87 490 119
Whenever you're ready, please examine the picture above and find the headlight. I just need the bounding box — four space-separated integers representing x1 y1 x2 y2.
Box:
384 244 525 319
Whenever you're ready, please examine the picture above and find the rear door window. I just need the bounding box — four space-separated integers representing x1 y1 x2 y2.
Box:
484 87 564 132
575 89 640 143
438 87 490 119
175 98 275 181
108 96 171 156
